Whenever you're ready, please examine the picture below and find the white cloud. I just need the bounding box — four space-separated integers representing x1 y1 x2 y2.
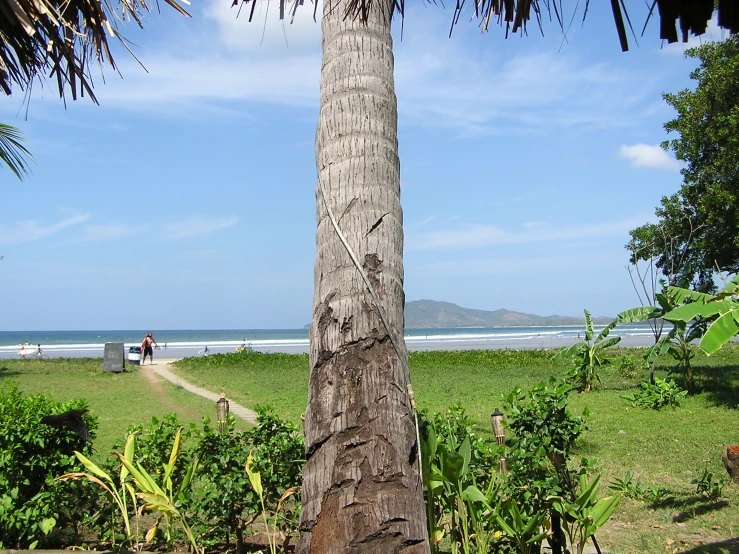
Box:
409 218 645 250
0 214 89 245
392 11 663 134
78 223 141 242
162 215 240 239
618 143 681 171
417 255 578 276
204 0 321 54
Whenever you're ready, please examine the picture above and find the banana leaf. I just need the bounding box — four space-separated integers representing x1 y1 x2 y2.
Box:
618 306 659 323
699 310 739 355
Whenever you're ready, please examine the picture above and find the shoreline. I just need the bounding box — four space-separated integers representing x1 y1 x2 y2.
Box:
0 332 657 360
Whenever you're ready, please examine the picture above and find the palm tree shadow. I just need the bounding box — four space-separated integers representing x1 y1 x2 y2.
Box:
693 363 739 409
677 537 739 553
649 494 730 521
0 365 20 378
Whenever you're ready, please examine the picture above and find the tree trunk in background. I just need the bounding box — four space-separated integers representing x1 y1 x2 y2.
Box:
298 0 429 551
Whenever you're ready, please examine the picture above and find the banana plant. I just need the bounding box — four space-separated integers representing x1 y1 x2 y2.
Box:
619 283 715 393
664 275 739 355
554 310 621 392
57 433 139 547
547 474 621 554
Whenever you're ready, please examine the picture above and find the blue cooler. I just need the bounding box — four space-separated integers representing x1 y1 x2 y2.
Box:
128 346 141 365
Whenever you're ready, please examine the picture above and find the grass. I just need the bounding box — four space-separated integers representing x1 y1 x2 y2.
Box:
0 358 246 458
4 345 739 553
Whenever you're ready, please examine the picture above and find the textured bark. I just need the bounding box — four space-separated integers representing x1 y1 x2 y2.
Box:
298 0 429 552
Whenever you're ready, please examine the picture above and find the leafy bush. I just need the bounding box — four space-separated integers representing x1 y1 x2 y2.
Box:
622 378 687 409
618 355 639 379
0 383 97 548
503 378 589 461
195 406 304 552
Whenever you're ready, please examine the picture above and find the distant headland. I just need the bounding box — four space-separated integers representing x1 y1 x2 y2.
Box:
405 300 613 329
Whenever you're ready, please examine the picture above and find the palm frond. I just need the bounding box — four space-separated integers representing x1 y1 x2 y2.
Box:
0 122 34 180
0 0 191 101
235 0 737 53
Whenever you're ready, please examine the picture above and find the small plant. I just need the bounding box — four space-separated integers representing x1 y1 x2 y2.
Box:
548 475 622 554
491 498 549 554
116 429 201 553
692 468 726 501
57 434 139 548
618 355 638 379
608 472 666 503
65 428 201 553
553 311 621 392
622 378 687 410
245 452 300 554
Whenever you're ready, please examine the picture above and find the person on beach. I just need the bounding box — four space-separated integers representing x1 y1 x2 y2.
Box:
141 332 159 365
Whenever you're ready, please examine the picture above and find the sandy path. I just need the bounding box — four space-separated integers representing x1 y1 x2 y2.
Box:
138 361 258 426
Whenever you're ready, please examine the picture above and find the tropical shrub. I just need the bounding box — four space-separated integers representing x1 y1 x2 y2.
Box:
419 406 502 553
618 355 638 379
194 406 304 552
622 378 687 410
0 383 97 548
503 378 589 462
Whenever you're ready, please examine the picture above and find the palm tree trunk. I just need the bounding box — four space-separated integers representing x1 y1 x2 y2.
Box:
298 0 428 552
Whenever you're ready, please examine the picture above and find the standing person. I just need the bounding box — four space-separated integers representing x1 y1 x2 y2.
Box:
141 332 158 365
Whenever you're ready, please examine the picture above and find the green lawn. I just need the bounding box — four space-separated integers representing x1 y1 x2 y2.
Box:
0 358 241 457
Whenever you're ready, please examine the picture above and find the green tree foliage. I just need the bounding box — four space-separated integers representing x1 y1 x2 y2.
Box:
628 36 739 290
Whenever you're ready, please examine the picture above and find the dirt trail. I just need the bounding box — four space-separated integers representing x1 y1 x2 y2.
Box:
138 361 258 426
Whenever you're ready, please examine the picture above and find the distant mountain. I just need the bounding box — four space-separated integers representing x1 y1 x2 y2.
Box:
405 300 613 328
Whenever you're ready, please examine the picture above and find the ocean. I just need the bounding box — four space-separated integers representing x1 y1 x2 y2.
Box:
0 325 657 360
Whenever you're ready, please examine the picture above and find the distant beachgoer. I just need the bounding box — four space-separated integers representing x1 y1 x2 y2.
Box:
141 332 159 365
164 343 167 349
36 344 43 359
198 346 210 356
18 344 27 359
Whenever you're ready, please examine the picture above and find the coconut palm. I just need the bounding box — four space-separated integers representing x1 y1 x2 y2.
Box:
0 123 33 179
301 2 735 551
1 0 736 551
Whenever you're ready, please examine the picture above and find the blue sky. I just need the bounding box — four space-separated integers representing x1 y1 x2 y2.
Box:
0 1 729 330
